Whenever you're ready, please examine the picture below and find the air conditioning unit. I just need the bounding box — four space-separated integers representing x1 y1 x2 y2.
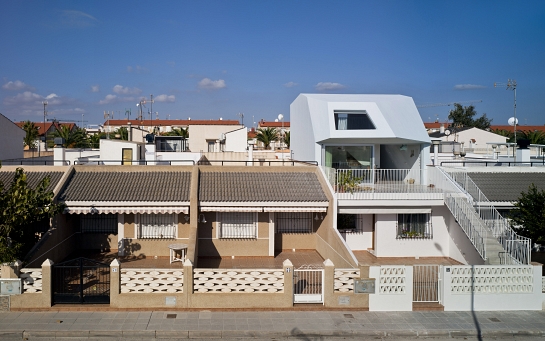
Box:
354 279 375 294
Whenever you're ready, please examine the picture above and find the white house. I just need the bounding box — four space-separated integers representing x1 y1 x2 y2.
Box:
0 114 25 161
290 94 528 267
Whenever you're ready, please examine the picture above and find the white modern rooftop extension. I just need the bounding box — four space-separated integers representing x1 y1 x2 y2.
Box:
290 93 431 166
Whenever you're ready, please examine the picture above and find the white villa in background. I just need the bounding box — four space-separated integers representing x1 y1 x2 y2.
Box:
290 93 531 266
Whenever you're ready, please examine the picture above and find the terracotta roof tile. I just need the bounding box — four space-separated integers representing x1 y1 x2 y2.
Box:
59 170 191 202
199 171 327 202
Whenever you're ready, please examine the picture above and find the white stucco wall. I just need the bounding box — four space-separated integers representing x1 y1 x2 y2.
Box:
0 114 25 160
340 214 373 251
189 124 243 152
100 139 144 165
368 265 413 311
444 128 507 149
372 206 484 265
224 127 247 152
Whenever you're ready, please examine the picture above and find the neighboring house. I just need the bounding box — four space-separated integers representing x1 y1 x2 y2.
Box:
428 126 507 152
256 119 290 150
15 121 77 154
0 114 25 160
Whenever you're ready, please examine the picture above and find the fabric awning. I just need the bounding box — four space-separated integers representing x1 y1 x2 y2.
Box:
65 206 189 215
263 207 327 212
338 208 432 214
200 207 263 212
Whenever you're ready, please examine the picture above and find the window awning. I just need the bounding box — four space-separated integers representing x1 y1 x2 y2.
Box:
200 207 328 213
264 207 327 213
338 208 431 214
65 206 189 215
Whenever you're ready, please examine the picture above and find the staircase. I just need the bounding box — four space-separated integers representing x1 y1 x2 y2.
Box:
435 167 530 265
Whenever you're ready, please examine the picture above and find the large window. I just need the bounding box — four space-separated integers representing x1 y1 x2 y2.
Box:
138 214 177 239
324 145 373 169
397 214 431 239
334 110 376 130
155 136 188 152
81 214 117 234
218 212 257 239
276 212 313 233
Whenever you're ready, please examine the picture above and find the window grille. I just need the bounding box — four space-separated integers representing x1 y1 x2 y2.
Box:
397 213 432 239
81 214 117 234
138 214 176 239
218 212 257 239
276 212 313 233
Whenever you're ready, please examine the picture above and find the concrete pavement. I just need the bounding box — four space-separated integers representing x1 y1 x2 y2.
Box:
1 310 545 340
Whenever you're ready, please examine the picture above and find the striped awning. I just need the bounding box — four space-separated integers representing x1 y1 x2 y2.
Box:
200 206 327 213
65 206 189 215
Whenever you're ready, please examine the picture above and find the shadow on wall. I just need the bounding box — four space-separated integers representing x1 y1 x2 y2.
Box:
120 240 145 262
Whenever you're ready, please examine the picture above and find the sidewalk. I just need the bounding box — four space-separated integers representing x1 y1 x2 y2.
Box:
1 310 545 339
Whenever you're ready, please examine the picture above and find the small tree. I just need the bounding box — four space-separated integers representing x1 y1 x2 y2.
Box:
0 167 66 263
284 131 290 149
256 127 277 150
510 184 545 244
163 127 189 138
448 103 492 130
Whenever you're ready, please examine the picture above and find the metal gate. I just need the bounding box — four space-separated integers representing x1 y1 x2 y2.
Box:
413 265 440 302
53 258 110 304
293 266 323 303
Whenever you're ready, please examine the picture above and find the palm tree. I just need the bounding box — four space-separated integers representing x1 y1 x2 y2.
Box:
113 127 128 141
22 121 39 150
89 132 107 148
518 130 545 145
492 129 514 143
284 131 290 149
256 127 277 150
164 127 189 138
50 125 89 148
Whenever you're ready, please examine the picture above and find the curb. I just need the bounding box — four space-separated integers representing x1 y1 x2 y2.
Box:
2 329 543 339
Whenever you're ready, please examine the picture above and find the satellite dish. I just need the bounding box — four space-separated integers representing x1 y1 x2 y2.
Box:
444 129 451 136
508 117 518 126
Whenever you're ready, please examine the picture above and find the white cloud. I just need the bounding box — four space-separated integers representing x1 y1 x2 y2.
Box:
283 82 298 88
454 84 486 90
91 85 100 92
315 82 346 92
154 94 176 103
3 91 63 108
60 10 98 28
112 85 142 95
2 80 33 91
99 94 135 105
127 65 148 74
198 78 226 90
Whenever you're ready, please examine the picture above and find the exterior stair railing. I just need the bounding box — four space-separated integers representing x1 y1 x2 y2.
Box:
428 167 487 261
441 169 531 265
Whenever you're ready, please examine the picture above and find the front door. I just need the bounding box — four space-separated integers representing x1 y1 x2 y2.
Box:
122 148 132 165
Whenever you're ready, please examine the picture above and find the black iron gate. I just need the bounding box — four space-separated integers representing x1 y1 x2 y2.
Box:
53 258 110 304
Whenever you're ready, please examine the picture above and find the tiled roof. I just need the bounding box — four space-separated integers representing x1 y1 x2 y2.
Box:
467 172 545 202
199 172 328 202
59 171 191 202
0 171 64 193
105 119 240 126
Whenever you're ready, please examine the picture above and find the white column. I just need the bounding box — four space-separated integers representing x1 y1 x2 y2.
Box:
117 214 125 256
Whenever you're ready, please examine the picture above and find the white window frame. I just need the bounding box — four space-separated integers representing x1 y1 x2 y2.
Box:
275 212 313 233
137 213 178 239
397 213 432 239
217 212 257 239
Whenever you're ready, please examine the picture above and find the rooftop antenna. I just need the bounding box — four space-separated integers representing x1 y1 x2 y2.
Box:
494 79 517 161
238 112 244 126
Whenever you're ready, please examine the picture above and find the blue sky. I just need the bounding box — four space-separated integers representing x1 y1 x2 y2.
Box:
1 0 544 128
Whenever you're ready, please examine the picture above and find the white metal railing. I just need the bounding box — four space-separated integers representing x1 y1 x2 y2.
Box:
443 169 531 264
430 167 487 260
324 168 443 200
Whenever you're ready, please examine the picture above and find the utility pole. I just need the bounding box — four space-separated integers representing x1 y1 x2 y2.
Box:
494 79 517 161
42 101 47 154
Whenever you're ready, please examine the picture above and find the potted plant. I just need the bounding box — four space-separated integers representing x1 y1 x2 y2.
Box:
337 172 363 194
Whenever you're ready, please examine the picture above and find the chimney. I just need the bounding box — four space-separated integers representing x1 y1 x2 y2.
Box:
439 124 445 134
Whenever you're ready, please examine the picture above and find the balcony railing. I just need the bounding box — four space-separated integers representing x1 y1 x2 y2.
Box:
324 168 443 200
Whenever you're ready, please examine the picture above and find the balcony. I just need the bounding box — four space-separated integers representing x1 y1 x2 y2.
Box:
323 168 444 200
